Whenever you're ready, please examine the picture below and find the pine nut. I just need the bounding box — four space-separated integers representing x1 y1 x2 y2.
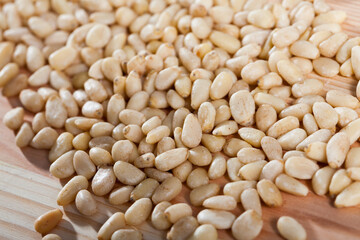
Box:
73 150 96 179
326 132 350 168
190 183 220 206
260 160 284 182
275 173 308 196
312 166 336 196
209 31 241 54
92 165 116 196
313 57 340 77
296 129 332 151
165 203 193 223
240 188 262 216
131 178 159 201
75 189 96 216
278 128 308 151
125 198 152 226
57 175 88 205
261 136 283 160
30 127 58 150
277 216 307 240
188 224 217 240
257 179 283 207
231 210 263 240
42 234 62 240
181 113 202 148
203 195 237 211
152 176 182 204
98 212 126 240
335 182 360 208
345 147 360 168
197 209 235 230
304 142 327 163
109 186 134 205
224 181 256 202
111 229 142 240
167 216 199 240
285 156 320 180
329 169 352 196
49 150 75 178
34 209 63 235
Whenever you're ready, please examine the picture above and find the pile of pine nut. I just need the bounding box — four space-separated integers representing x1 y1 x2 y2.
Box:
2 0 360 239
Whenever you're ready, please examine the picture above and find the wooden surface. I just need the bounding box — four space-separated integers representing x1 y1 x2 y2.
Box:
1 1 360 239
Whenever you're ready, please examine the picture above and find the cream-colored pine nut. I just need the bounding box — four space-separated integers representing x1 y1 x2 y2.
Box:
214 104 232 126
304 142 327 163
238 128 264 148
187 168 209 189
201 134 225 153
3 107 24 130
175 77 192 98
229 90 255 126
26 46 45 72
296 129 332 151
15 122 34 148
109 186 134 206
111 229 142 240
172 160 192 182
73 150 96 179
98 212 126 240
89 136 116 152
345 147 360 168
156 137 175 155
319 32 348 58
241 60 268 85
283 151 306 161
340 118 360 144
260 160 284 182
277 128 307 151
279 103 311 120
291 57 313 75
151 201 172 230
208 154 226 180
254 92 287 113
240 188 262 217
290 40 320 59
223 138 252 157
213 120 239 136
164 203 193 224
191 79 211 110
181 113 202 148
209 31 241 54
312 166 336 196
224 181 256 202
346 167 360 181
113 161 145 185
291 79 323 98
167 216 199 240
326 132 350 168
335 182 360 208
261 136 283 160
30 127 58 150
57 175 88 206
19 89 45 113
92 165 116 196
227 157 243 182
335 107 358 128
326 90 359 109
231 210 263 240
257 179 283 207
239 160 267 181
313 57 340 77
277 216 307 240
189 183 220 207
275 173 309 197
0 62 19 87
329 169 352 196
188 145 212 166
125 198 152 226
75 190 96 216
197 209 235 230
34 209 63 235
267 116 300 139
277 59 304 85
303 113 319 135
188 224 217 240
197 102 215 133
152 176 182 204
285 156 320 180
313 102 338 130
155 147 188 171
49 150 75 178
2 73 28 97
255 104 277 132
272 26 300 48
237 148 265 164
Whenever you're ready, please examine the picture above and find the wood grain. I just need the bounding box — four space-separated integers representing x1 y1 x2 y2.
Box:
1 0 360 239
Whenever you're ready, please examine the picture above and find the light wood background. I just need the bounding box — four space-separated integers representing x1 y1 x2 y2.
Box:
1 0 360 239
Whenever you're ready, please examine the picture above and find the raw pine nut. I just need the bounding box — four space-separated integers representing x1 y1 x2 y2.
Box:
152 176 182 204
155 148 188 171
188 224 218 240
30 127 58 150
291 79 323 98
260 160 284 182
188 146 212 166
167 216 199 240
114 161 145 186
340 118 360 144
187 168 209 189
312 166 336 195
49 150 76 178
275 173 309 196
209 31 241 54
335 182 360 208
109 186 134 205
241 60 268 85
111 229 142 240
240 188 262 216
145 167 173 183
98 212 126 240
75 190 97 216
303 113 319 135
229 90 255 126
203 195 237 211
277 59 304 85
272 26 300 48
2 73 28 97
261 136 283 160
296 129 332 151
304 142 327 163
201 134 226 153
146 125 170 144
90 122 114 137
335 107 358 128
351 46 360 80
156 137 175 155
224 181 256 202
42 234 62 240
239 160 267 181
190 183 220 207
227 157 243 182
73 150 96 179
151 201 172 230
326 90 359 109
267 116 299 139
326 132 350 168
224 138 252 157
112 140 134 162
313 57 340 77
283 151 306 161
15 123 34 148
214 105 232 126
57 175 88 205
336 37 360 64
92 165 116 196
181 113 202 148
89 147 113 166
291 57 314 75
34 209 63 235
89 136 116 152
238 127 265 148
345 147 360 168
254 92 287 113
197 209 235 230
212 120 239 136
165 203 193 223
258 72 283 90
208 154 226 180
279 103 311 120
319 32 348 58
0 62 19 87
277 128 307 151
131 178 159 201
329 169 352 196
285 156 320 180
19 89 45 113
290 40 319 59
125 198 152 226
191 79 211 109
257 179 283 207
210 71 234 100
123 124 144 143
134 153 155 168
231 210 263 240
277 216 307 240
347 167 360 181
3 107 24 130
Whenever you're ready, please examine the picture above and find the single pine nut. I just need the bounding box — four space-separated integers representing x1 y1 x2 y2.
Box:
231 210 263 240
57 175 88 205
98 212 126 240
49 150 75 178
326 132 350 168
209 31 241 54
296 129 332 151
92 165 116 196
167 216 199 240
230 90 255 126
109 186 134 205
277 216 307 240
181 113 202 148
75 189 96 216
260 136 283 160
254 92 287 113
125 198 152 226
165 203 193 223
208 154 226 180
34 209 63 235
190 183 220 206
73 150 96 179
152 176 182 204
241 60 268 85
304 142 327 163
30 127 58 150
197 209 235 230
313 57 340 77
188 224 217 240
203 195 237 211
224 181 256 202
275 173 308 197
312 166 336 196
257 179 283 207
240 188 262 216
329 169 352 196
260 160 284 182
285 156 320 180
113 161 145 186
345 147 360 168
277 128 308 151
